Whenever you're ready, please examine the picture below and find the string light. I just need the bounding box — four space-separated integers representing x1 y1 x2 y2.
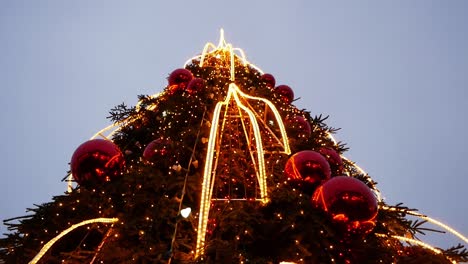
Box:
381 206 468 245
89 227 114 264
28 217 118 264
184 29 264 77
234 87 290 154
409 213 468 245
375 233 457 264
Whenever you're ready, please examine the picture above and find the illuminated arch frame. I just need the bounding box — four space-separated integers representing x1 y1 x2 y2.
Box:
195 83 291 257
192 29 293 258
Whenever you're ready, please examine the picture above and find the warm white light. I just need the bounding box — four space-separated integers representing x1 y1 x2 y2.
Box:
181 207 191 218
183 28 265 76
235 86 291 154
195 82 290 258
414 214 468 245
29 217 118 264
381 206 468 245
375 233 457 264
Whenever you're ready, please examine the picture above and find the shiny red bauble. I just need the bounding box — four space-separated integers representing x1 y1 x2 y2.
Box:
168 68 193 88
70 139 125 186
275 85 294 104
284 150 331 187
312 176 378 234
186 77 205 94
260 73 276 88
319 147 344 176
143 138 173 163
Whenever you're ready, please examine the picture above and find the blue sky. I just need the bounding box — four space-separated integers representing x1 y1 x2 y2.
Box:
1 1 467 249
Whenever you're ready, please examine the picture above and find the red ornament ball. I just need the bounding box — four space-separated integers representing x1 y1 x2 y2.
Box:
288 115 311 138
312 176 378 234
260 73 276 88
284 150 331 186
319 147 344 175
71 139 125 186
275 85 294 104
186 77 205 94
168 68 193 88
143 138 173 162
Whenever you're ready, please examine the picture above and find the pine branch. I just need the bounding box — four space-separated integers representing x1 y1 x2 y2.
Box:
443 244 468 262
107 102 135 123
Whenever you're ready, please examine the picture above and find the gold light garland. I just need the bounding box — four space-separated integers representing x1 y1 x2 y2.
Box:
375 233 457 264
381 206 468 245
28 217 118 264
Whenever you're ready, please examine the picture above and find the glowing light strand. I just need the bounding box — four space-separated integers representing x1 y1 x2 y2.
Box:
208 105 229 204
381 206 468 245
244 100 288 153
236 87 291 154
231 85 268 200
89 227 114 264
167 110 207 264
196 101 223 257
235 101 262 184
183 29 263 75
195 83 289 258
375 233 457 264
28 217 118 264
413 214 468 245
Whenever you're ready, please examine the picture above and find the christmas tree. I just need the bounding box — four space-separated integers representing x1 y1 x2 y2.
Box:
1 30 467 264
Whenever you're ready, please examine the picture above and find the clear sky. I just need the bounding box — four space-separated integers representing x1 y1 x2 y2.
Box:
1 0 467 249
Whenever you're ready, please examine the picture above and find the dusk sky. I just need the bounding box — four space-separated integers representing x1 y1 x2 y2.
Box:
1 1 467 249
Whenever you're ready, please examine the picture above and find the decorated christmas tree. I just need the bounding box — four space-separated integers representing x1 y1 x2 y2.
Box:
1 30 467 264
